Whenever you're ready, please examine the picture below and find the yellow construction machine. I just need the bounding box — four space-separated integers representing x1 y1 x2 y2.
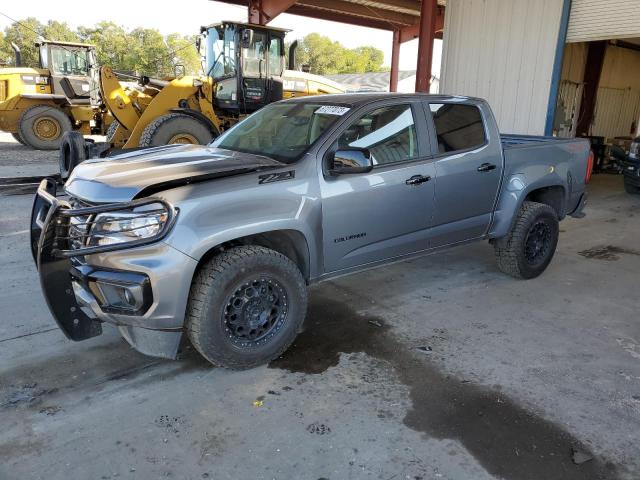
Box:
61 22 344 177
0 40 104 149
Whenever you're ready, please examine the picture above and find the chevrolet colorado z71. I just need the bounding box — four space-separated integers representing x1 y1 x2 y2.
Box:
31 93 592 368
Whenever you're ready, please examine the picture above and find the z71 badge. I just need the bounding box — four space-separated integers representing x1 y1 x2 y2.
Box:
258 171 295 184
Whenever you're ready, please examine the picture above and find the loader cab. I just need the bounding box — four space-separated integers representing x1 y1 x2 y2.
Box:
201 22 286 113
37 40 94 105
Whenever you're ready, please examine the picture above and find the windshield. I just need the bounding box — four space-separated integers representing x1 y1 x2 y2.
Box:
205 26 236 79
212 102 349 163
50 46 89 76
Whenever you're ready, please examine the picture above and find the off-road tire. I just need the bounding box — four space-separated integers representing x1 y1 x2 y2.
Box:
18 104 72 150
494 201 559 279
624 178 640 195
11 132 26 145
59 131 87 180
105 120 119 143
139 113 214 147
186 246 308 369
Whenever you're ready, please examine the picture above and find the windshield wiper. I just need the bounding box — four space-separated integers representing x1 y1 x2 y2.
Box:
206 51 224 78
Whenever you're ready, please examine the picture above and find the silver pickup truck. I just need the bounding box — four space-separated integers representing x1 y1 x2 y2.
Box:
30 93 592 368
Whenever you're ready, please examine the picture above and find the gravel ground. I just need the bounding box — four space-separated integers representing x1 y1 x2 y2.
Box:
0 132 60 178
0 131 104 178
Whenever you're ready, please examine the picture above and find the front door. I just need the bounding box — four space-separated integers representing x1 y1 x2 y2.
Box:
320 102 436 272
424 102 503 247
240 30 268 111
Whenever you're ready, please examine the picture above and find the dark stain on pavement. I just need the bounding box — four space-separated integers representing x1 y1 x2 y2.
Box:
578 245 640 261
270 292 617 480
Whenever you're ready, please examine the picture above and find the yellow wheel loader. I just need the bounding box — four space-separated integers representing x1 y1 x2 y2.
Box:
60 22 344 177
0 40 104 150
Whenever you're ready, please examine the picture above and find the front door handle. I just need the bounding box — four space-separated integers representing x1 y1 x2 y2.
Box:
405 174 431 186
477 163 497 172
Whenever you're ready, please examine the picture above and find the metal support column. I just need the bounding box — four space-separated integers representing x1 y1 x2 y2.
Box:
390 29 401 92
415 0 437 93
248 0 296 25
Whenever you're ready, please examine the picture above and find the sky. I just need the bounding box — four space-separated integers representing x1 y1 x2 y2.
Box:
0 0 442 75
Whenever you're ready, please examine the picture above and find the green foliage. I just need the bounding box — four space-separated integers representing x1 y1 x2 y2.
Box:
0 19 383 77
292 33 386 75
0 18 201 76
2 17 43 67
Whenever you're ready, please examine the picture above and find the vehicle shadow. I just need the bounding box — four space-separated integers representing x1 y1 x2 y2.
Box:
0 334 211 411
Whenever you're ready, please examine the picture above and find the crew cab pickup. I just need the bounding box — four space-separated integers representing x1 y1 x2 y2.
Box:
31 93 592 368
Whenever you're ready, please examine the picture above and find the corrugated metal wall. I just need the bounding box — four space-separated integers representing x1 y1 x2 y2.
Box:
567 0 640 43
556 80 583 137
439 0 565 135
592 87 640 138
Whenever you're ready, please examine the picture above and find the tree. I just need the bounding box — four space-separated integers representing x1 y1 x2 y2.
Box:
2 17 43 67
42 21 79 43
167 34 201 76
293 33 385 75
77 22 132 72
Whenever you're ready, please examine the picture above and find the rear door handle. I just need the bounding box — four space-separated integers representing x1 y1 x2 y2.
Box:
405 174 431 186
477 163 497 172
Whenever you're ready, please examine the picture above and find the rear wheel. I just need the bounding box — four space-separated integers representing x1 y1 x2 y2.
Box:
624 178 640 195
494 201 559 279
186 246 308 369
139 113 215 147
18 104 72 150
11 132 26 145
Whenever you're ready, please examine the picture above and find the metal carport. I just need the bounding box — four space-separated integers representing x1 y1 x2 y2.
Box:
213 0 445 93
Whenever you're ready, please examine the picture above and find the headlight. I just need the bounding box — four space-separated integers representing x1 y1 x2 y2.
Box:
630 140 639 160
86 204 169 247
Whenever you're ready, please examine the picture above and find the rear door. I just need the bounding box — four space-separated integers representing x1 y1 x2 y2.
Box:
423 101 503 247
319 100 436 272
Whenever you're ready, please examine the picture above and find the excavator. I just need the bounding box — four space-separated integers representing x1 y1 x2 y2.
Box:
60 21 345 178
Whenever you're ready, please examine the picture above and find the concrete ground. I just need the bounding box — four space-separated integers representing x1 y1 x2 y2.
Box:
0 136 638 480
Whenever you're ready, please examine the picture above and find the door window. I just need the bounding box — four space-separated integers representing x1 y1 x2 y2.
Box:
429 103 486 153
268 37 283 77
337 104 418 165
50 47 89 76
242 31 267 77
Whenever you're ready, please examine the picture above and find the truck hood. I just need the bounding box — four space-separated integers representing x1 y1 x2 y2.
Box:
65 144 285 203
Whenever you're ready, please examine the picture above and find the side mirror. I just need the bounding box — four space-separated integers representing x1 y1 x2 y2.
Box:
174 64 186 78
329 149 374 175
241 29 254 49
195 36 202 54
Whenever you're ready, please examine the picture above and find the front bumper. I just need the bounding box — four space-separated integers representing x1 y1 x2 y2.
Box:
30 179 197 358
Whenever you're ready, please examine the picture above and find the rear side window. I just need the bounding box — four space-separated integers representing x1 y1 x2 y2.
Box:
429 103 486 154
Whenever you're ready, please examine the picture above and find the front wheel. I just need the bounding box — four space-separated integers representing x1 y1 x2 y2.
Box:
139 113 215 147
11 132 26 145
186 246 308 369
494 201 559 279
18 104 72 150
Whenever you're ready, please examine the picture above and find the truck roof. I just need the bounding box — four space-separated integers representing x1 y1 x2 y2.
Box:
282 92 483 106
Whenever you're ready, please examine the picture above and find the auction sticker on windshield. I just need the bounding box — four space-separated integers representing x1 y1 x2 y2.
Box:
315 106 350 116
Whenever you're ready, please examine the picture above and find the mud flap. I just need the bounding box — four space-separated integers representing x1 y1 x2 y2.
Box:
30 179 102 341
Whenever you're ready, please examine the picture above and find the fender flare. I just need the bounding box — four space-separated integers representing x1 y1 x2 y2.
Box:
489 177 567 239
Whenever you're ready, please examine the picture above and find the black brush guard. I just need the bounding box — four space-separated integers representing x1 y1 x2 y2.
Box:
30 178 176 341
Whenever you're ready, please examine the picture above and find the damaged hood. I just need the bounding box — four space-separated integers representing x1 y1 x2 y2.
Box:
65 144 285 203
